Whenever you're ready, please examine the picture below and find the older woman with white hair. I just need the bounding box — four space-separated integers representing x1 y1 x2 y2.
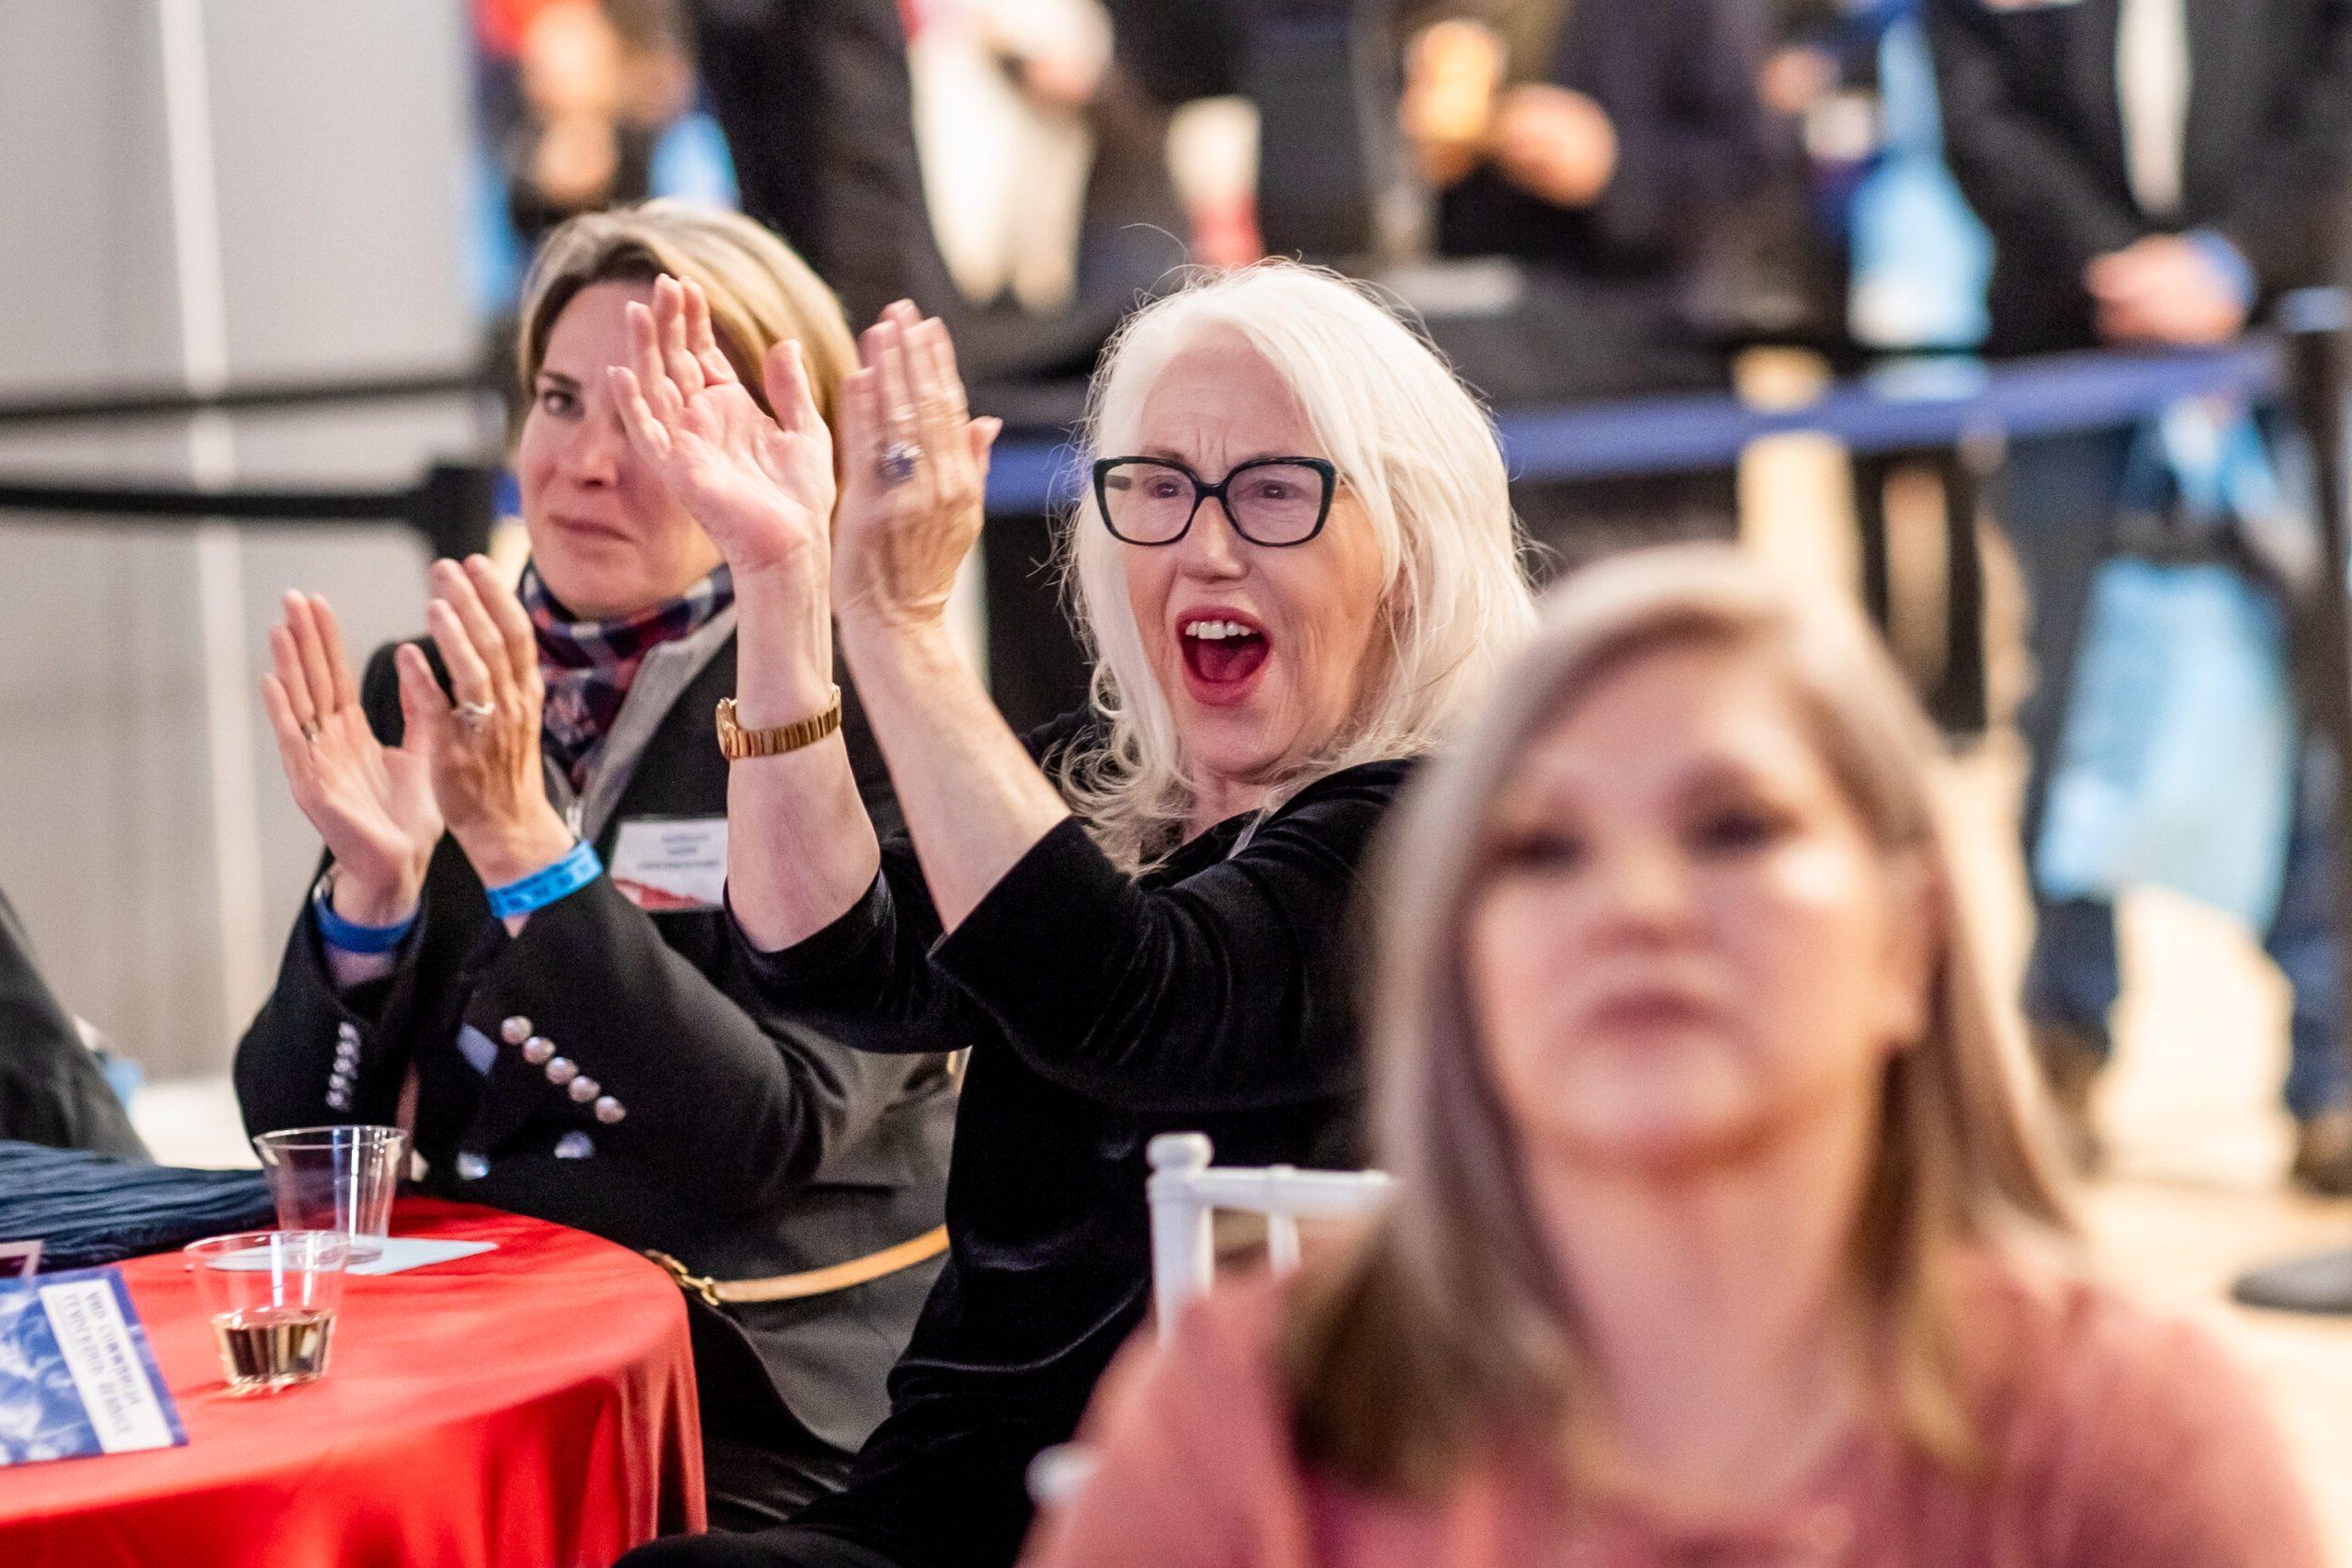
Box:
608 262 1538 1568
1026 547 2321 1568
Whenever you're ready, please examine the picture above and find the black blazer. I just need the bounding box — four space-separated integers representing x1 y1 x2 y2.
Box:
1928 0 2352 355
233 632 956 1479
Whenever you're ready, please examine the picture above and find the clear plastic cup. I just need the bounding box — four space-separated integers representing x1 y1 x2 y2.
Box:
251 1124 407 1264
185 1230 349 1392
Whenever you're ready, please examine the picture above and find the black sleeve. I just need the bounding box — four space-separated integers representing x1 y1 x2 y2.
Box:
686 0 951 326
1106 0 1256 104
457 874 937 1216
727 838 970 1056
0 891 149 1159
232 886 425 1137
2211 0 2352 290
924 767 1401 1113
1578 0 1776 262
1923 0 2143 276
723 708 1102 1052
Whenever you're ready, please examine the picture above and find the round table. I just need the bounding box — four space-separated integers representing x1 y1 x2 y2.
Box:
0 1199 705 1566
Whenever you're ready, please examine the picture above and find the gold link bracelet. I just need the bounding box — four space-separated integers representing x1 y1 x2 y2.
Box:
715 686 842 761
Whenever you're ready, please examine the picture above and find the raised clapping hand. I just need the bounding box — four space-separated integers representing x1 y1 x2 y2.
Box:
608 274 838 581
395 557 575 893
609 277 1001 643
262 592 443 926
829 300 1002 636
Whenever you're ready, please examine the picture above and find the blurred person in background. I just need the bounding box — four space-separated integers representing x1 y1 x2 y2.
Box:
233 203 955 1529
1394 0 1774 571
496 0 726 249
503 0 641 245
0 888 147 1159
907 0 1201 321
685 0 1169 389
472 0 740 316
1928 0 2352 1190
685 0 951 329
1026 547 2323 1568
1397 0 1774 400
908 0 1115 318
610 259 1537 1568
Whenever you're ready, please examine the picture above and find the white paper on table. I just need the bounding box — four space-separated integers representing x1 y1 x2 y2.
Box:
346 1238 495 1275
210 1238 495 1274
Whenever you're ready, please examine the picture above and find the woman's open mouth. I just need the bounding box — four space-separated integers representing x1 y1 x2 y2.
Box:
1178 614 1271 705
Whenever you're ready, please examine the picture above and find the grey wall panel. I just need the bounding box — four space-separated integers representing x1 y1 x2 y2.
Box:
204 0 474 382
0 2 186 394
0 524 229 1063
0 0 473 1081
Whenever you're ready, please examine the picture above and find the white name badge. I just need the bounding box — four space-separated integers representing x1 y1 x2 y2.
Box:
610 816 729 913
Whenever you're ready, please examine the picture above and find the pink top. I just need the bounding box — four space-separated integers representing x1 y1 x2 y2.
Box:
1022 1258 2323 1568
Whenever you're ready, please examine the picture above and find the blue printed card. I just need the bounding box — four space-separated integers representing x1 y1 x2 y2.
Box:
0 1267 186 1465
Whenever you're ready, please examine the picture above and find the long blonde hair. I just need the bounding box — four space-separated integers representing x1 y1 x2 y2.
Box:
1282 545 2074 1495
1059 262 1539 871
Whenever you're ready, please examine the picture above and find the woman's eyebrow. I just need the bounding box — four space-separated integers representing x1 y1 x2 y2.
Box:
536 369 582 390
1128 450 1307 472
1673 751 1790 796
1487 774 1582 827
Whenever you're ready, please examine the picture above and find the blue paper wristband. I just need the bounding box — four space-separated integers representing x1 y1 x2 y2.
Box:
484 840 602 920
312 882 418 955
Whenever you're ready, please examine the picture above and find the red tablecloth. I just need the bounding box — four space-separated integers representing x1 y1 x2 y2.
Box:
0 1199 704 1567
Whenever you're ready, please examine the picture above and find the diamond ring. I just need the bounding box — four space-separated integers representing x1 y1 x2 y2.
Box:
878 440 924 486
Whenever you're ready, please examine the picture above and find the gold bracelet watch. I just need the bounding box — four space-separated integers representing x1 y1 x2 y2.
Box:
716 687 842 761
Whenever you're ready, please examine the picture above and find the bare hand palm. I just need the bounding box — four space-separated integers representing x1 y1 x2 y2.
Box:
311 711 443 886
661 380 831 563
262 592 444 902
609 275 837 574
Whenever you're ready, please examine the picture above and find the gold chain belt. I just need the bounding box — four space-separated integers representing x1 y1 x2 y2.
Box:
646 1225 949 1309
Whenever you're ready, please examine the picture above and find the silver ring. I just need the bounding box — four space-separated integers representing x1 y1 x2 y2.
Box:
878 440 924 486
455 700 496 728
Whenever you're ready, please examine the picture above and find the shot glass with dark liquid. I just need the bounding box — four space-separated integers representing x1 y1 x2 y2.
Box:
185 1231 350 1393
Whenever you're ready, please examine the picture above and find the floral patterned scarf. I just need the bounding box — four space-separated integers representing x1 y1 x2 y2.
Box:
522 561 733 787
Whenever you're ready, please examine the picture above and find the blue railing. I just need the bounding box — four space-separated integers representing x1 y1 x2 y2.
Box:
981 340 2284 514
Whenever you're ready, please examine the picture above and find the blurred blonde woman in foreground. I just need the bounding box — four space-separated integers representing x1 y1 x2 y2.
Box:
1026 546 2321 1568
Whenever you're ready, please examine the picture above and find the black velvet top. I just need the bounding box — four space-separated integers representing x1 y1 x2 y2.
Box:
730 713 1409 1529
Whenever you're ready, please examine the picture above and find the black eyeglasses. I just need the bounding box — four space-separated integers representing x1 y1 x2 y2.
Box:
1091 456 1338 547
